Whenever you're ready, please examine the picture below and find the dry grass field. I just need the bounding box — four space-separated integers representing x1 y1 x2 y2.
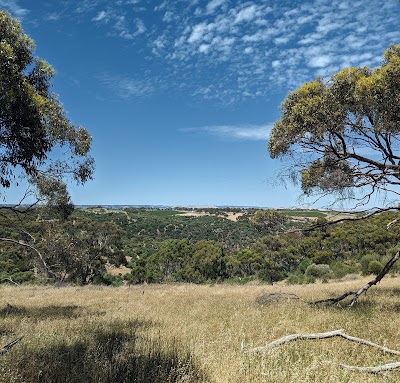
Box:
1 277 400 382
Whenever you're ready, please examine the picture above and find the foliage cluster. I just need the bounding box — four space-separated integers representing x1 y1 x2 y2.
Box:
269 44 400 207
0 210 125 286
0 10 94 202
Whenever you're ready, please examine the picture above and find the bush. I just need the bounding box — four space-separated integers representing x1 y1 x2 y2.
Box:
330 260 360 279
360 253 379 275
297 257 313 273
305 264 333 280
286 273 302 285
93 273 123 287
286 273 316 285
368 260 384 275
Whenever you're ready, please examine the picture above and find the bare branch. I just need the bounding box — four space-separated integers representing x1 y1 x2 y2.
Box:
341 362 400 374
348 250 400 306
0 336 24 355
0 277 19 285
300 206 400 232
247 329 400 355
0 237 56 278
312 251 400 306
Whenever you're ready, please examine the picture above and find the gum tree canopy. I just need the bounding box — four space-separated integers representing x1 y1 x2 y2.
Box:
269 44 400 207
268 44 400 306
0 10 94 207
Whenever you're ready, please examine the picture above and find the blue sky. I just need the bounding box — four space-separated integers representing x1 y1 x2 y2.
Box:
2 0 400 207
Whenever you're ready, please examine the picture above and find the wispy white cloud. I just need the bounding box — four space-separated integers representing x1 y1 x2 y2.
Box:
76 0 102 14
182 124 273 141
45 12 62 21
206 0 227 14
308 55 333 68
90 7 146 40
154 1 168 11
233 4 258 24
98 73 154 98
0 0 29 19
162 10 174 22
92 10 108 21
59 0 400 103
188 22 210 44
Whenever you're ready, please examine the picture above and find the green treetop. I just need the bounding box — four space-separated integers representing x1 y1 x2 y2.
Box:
0 10 94 207
268 44 400 206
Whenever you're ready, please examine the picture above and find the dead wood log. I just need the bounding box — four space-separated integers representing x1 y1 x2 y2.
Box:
255 252 400 308
247 329 400 375
0 336 24 355
341 361 400 374
312 250 400 307
247 329 400 354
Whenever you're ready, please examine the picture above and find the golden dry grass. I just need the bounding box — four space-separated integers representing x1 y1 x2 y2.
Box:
1 277 400 382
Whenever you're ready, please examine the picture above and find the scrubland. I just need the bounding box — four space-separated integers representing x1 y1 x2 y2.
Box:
1 277 400 383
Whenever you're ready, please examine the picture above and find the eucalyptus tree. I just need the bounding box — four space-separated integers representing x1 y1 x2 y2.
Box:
0 10 94 282
0 10 94 209
268 44 400 305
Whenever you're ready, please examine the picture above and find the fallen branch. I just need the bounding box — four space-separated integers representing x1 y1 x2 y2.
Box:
0 277 19 285
312 250 400 307
0 336 24 355
247 329 400 355
341 361 400 374
253 252 400 308
247 329 400 375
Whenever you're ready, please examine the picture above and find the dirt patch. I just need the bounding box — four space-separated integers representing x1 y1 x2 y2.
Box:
177 211 244 222
106 264 131 276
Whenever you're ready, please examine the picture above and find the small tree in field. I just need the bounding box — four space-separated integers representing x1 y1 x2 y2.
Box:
268 44 400 306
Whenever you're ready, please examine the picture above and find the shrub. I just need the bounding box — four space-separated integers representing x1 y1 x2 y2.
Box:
305 264 333 280
286 273 302 285
368 260 384 275
359 253 379 275
330 260 360 279
93 273 123 287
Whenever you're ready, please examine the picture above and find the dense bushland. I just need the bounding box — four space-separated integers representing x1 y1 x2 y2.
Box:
1 207 400 285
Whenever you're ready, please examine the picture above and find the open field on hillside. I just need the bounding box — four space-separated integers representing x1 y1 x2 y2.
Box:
177 210 243 221
2 277 400 382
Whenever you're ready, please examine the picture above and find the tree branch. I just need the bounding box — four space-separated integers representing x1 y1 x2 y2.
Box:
300 206 400 232
341 362 400 374
311 251 400 306
0 237 56 278
0 336 24 355
247 329 400 354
